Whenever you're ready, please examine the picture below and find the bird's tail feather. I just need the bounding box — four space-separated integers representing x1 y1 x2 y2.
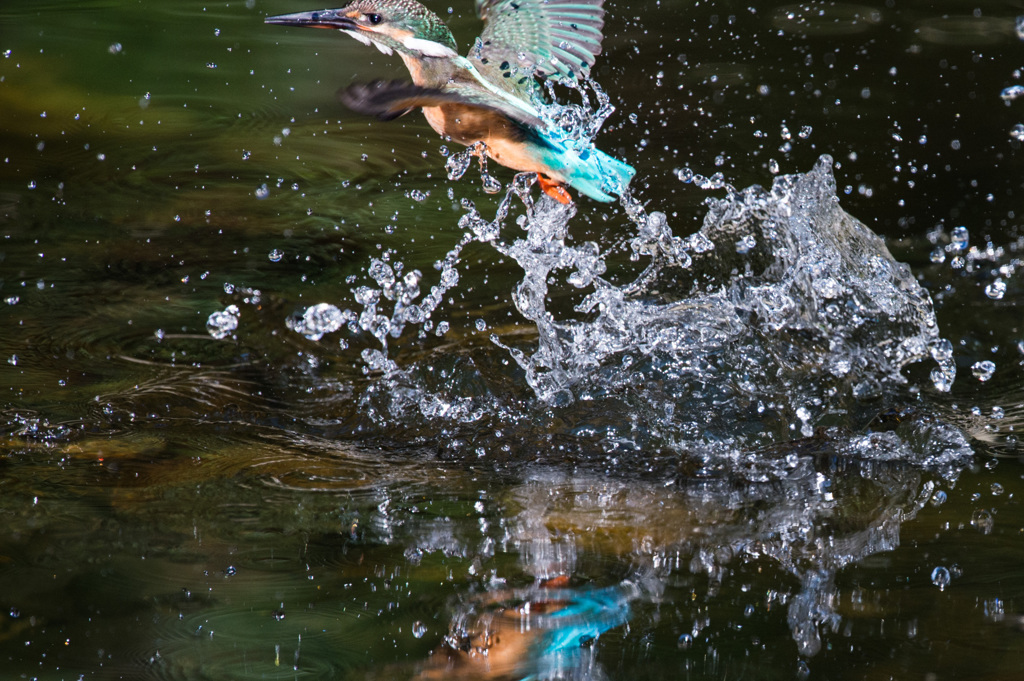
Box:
560 146 635 203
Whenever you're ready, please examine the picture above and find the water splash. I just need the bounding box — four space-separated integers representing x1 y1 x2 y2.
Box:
216 128 972 664
280 153 959 484
445 141 503 195
277 73 957 466
474 157 953 444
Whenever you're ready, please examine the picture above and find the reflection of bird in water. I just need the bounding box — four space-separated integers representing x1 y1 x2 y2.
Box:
415 577 640 680
265 0 634 204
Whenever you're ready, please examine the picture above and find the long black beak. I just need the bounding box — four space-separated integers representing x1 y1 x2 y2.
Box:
264 9 356 30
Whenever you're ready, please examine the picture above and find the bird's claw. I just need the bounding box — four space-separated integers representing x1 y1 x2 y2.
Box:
537 175 573 204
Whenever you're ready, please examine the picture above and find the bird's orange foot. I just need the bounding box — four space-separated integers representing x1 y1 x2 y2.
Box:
537 175 572 205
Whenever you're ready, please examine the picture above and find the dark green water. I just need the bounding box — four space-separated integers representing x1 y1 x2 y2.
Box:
2 1 1024 679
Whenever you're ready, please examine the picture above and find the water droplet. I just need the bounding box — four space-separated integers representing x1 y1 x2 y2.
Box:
224 565 237 577
446 149 473 180
206 305 240 340
984 279 1006 300
287 303 351 341
268 248 284 263
108 42 123 54
734 234 756 254
971 509 993 534
930 367 954 392
677 633 693 649
481 174 502 194
412 621 428 638
971 360 995 382
255 184 270 199
1001 85 1024 101
950 225 969 251
929 247 946 264
1010 124 1024 141
931 566 951 590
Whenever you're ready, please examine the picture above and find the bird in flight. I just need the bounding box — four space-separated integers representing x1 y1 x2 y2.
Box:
265 0 634 203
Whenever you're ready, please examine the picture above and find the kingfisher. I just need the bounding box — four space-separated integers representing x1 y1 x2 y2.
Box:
265 0 635 203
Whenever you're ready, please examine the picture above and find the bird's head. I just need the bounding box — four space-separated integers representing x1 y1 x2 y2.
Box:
265 0 458 59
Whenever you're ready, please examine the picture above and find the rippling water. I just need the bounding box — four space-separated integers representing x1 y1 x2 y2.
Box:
3 0 1024 679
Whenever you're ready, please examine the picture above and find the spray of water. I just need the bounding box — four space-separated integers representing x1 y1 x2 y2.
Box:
274 78 956 463
249 77 972 667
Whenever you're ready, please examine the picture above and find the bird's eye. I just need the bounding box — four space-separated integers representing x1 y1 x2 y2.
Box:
365 13 382 24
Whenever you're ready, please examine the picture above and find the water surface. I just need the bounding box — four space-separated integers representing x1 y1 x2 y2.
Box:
2 1 1024 679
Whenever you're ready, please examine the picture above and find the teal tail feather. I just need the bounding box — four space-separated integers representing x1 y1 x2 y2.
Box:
534 129 636 202
570 147 636 202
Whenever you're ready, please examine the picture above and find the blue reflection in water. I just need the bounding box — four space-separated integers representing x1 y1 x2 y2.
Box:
423 577 651 680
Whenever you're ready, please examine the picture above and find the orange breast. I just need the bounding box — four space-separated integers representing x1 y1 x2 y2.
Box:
418 104 563 182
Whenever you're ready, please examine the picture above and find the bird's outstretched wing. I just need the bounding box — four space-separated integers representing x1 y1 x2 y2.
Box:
471 0 605 80
339 81 463 121
338 80 545 128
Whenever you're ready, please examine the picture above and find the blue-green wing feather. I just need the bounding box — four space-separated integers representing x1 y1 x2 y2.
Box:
472 0 606 80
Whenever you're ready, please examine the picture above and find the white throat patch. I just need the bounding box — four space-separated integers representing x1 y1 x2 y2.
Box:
341 29 394 56
401 36 457 58
342 29 371 46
